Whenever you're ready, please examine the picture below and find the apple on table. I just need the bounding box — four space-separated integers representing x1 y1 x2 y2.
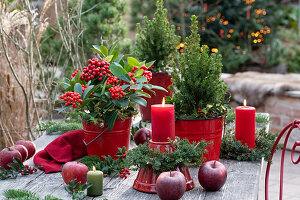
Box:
198 160 227 191
62 161 89 184
156 171 186 200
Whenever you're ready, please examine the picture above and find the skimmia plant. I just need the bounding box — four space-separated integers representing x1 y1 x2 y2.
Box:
59 44 166 130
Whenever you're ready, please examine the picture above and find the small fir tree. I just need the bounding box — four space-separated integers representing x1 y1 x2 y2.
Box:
170 15 229 119
134 0 180 72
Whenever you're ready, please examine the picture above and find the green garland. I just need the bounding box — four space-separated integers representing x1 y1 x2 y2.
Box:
127 137 209 174
220 127 278 162
3 189 61 200
81 137 208 176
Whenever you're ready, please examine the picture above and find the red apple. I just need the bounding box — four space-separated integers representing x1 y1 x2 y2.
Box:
61 161 89 184
134 128 152 145
11 145 28 162
156 171 186 200
15 140 36 159
0 147 22 169
198 160 227 191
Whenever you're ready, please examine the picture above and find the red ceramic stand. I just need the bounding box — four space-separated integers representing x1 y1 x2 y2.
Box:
133 140 195 193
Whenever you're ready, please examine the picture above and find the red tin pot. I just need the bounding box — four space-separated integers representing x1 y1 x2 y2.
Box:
133 140 195 193
83 118 132 160
139 71 172 121
175 117 224 161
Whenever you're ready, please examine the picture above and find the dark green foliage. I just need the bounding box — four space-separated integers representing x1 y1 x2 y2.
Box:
220 127 278 162
0 158 41 180
134 0 181 72
80 146 130 176
80 0 131 54
169 15 229 119
36 112 82 134
3 189 61 200
64 179 92 200
126 137 208 174
131 1 296 73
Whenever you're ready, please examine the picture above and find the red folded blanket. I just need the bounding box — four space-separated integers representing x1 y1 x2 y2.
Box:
33 130 87 174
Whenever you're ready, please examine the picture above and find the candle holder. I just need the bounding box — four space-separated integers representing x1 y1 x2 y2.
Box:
132 140 195 193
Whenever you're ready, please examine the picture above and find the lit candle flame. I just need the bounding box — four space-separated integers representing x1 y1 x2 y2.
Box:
93 166 96 172
243 99 247 106
162 97 165 106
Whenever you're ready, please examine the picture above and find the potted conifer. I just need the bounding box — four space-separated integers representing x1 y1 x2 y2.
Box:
167 15 229 161
134 0 180 121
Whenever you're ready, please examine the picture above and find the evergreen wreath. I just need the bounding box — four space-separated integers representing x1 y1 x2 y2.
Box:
126 137 209 174
168 15 229 119
134 0 180 72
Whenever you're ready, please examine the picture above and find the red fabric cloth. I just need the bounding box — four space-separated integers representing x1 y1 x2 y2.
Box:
33 130 87 173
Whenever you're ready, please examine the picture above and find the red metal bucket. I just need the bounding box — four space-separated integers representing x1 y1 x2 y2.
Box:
175 117 224 161
139 71 172 121
83 118 132 160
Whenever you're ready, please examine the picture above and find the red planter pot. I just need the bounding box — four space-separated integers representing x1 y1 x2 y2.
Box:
139 71 172 121
133 140 195 193
175 117 224 161
83 118 132 160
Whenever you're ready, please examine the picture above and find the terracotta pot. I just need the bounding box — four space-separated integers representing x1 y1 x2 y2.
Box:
139 71 172 121
132 140 195 193
83 118 132 160
175 117 224 161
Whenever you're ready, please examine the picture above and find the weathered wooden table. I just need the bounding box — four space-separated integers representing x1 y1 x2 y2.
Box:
0 133 263 200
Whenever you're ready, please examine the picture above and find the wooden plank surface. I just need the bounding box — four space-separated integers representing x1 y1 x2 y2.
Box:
0 132 262 200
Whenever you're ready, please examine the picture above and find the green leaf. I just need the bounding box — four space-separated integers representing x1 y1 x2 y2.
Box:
81 98 98 107
101 80 108 95
145 61 155 68
82 85 94 99
57 106 70 113
105 110 118 131
103 55 114 63
130 84 143 90
127 57 140 66
121 85 130 90
100 46 108 57
151 85 168 92
124 65 132 72
109 41 120 54
92 45 104 57
110 64 131 83
136 76 148 83
136 90 151 98
74 83 82 95
131 96 147 107
110 50 119 63
112 98 129 107
134 69 143 77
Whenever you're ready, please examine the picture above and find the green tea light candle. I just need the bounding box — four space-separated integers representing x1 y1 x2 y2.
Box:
87 166 103 196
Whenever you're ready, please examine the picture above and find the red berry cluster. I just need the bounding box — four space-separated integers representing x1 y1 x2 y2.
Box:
140 65 152 82
71 69 79 79
107 74 119 85
60 92 83 108
120 168 130 179
131 65 152 82
197 108 203 115
80 58 111 82
21 165 37 176
108 85 125 99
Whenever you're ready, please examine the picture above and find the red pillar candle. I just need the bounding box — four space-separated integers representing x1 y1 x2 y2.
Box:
151 98 175 142
235 99 256 149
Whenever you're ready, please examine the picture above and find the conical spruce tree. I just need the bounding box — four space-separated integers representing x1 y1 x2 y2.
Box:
170 15 229 119
134 0 180 72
